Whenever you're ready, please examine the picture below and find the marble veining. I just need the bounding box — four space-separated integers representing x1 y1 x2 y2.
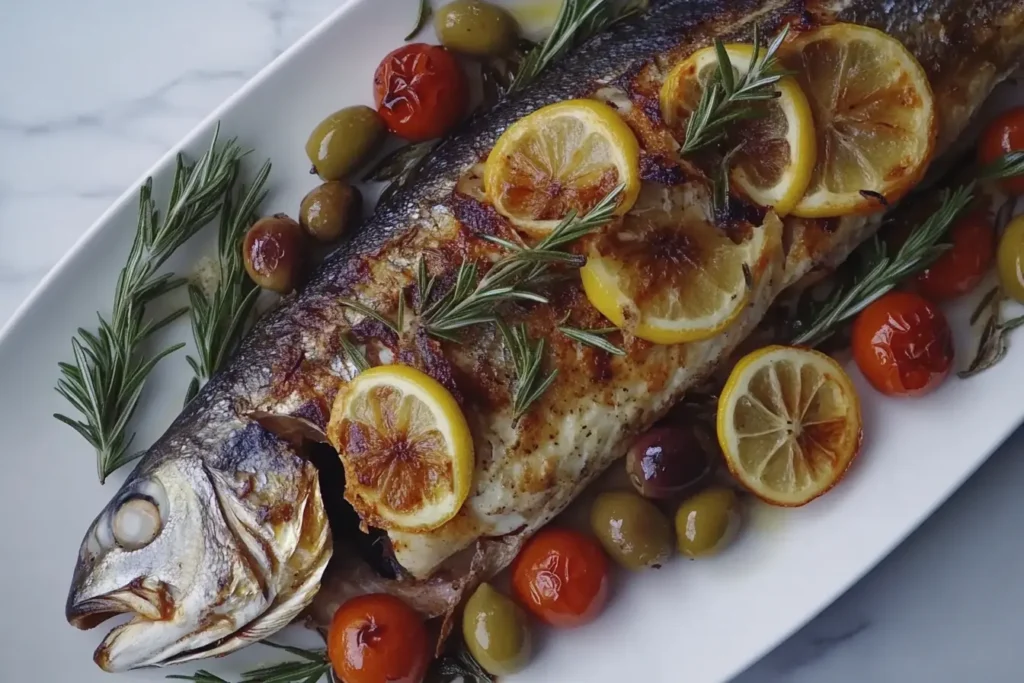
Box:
3 1 1024 682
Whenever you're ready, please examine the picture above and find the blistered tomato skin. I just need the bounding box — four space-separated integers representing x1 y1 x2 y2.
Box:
511 528 609 628
851 291 954 397
915 210 995 301
373 44 468 142
998 215 1024 303
327 594 429 683
978 106 1024 195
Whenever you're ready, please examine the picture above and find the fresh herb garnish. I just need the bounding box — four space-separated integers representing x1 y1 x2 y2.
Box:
498 319 559 419
363 140 440 205
791 184 974 347
559 325 625 355
339 333 371 375
420 185 624 338
185 159 271 404
168 643 332 683
406 0 432 41
508 0 647 94
55 125 244 482
682 25 789 155
958 287 1024 378
978 150 1024 181
426 645 495 683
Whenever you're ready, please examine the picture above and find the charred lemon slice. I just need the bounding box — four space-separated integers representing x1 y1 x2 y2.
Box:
485 99 641 234
660 43 816 217
789 23 936 217
717 346 862 506
579 184 780 345
327 365 474 531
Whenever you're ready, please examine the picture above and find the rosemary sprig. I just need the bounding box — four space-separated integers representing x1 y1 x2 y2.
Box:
681 25 789 155
420 185 624 336
957 287 1024 378
184 159 271 404
406 0 432 41
167 643 332 683
426 646 495 683
363 140 440 205
978 150 1024 182
791 184 975 347
167 672 230 683
559 325 625 355
508 0 647 94
339 333 371 374
498 319 558 419
55 125 244 482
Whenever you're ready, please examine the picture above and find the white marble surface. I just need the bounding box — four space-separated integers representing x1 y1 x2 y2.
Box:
3 2 1024 681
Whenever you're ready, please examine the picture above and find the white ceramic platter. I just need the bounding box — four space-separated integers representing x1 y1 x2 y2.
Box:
2 1 1022 682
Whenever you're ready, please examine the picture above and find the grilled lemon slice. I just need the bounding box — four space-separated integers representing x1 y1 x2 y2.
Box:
485 99 641 234
660 43 816 217
579 184 780 345
327 365 474 531
789 23 936 217
717 346 863 506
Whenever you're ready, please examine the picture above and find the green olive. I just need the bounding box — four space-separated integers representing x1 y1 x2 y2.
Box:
305 105 386 181
434 0 518 58
243 215 306 293
299 181 361 243
674 487 740 558
590 491 673 570
462 583 531 676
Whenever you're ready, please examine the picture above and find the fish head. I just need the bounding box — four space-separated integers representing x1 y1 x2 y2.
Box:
65 423 332 672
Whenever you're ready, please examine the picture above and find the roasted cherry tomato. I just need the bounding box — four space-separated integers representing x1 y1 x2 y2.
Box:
978 106 1024 195
373 43 468 142
327 594 429 683
915 209 995 301
851 291 954 397
511 527 609 628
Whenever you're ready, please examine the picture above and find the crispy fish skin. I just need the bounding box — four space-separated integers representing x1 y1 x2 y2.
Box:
66 0 1024 670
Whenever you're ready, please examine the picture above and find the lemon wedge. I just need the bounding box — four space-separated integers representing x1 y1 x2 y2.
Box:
717 345 863 506
788 23 936 217
485 99 641 234
660 43 816 217
327 365 474 531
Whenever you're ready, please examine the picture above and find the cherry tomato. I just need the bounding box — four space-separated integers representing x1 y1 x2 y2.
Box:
327 594 429 683
997 214 1024 303
978 106 1024 195
915 210 995 301
511 528 609 628
851 291 954 397
373 44 468 142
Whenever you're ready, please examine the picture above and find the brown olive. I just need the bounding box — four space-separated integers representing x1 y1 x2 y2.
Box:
299 181 361 243
242 215 305 293
675 486 740 558
626 425 713 500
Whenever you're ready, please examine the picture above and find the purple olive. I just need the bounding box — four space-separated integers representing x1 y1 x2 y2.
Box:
625 425 712 500
243 214 306 293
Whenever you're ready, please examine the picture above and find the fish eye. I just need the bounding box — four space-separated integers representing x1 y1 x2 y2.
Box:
112 497 162 550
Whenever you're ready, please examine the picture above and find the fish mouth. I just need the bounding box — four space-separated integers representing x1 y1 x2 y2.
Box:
66 584 176 671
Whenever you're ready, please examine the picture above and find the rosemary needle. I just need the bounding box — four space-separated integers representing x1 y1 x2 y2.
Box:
54 124 245 483
185 159 271 404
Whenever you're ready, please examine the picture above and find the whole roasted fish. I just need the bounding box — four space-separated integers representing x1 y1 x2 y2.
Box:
66 0 1024 672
